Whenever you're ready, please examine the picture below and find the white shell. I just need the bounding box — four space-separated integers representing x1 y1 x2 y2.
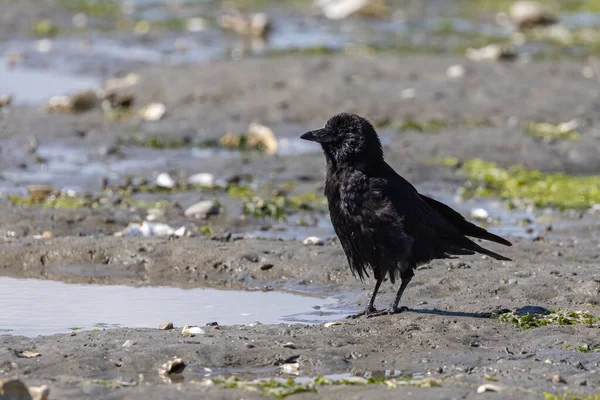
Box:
303 236 324 246
156 172 175 188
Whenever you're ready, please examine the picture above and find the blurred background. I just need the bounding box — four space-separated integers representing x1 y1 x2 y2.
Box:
2 0 600 103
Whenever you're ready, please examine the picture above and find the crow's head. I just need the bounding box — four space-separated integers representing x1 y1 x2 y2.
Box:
300 113 383 166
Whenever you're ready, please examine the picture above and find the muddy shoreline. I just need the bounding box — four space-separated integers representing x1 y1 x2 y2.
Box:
1 226 600 398
2 0 600 398
2 56 600 398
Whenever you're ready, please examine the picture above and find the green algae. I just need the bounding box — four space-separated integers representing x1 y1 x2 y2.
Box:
118 133 274 153
204 375 440 399
229 184 326 219
543 393 600 400
456 159 600 210
32 19 59 37
199 225 213 235
116 136 194 149
577 344 600 353
527 121 581 142
242 195 287 219
8 191 171 211
288 191 327 210
397 119 449 133
59 0 121 16
104 107 134 122
266 43 445 59
495 309 598 329
8 193 88 209
465 0 600 13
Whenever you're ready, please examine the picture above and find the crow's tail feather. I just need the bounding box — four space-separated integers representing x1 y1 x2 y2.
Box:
446 239 512 261
420 194 512 247
467 241 512 261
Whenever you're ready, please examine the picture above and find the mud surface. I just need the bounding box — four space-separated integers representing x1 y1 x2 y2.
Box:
2 0 600 398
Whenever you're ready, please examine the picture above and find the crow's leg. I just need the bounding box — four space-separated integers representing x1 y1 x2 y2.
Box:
367 267 414 318
347 277 383 319
387 268 414 313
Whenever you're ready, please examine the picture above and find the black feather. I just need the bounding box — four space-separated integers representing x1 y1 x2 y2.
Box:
419 194 512 247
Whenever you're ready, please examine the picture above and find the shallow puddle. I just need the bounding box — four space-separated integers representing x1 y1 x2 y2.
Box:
190 367 406 382
1 137 319 194
0 62 99 104
0 277 349 337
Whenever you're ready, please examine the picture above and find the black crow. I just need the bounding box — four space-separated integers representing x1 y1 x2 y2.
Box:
300 113 512 318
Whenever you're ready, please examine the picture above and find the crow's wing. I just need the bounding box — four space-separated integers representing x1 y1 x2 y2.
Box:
419 194 512 246
376 162 511 261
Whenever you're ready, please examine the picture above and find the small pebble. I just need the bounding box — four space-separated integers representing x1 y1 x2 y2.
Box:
466 44 516 62
0 378 49 400
446 64 465 79
173 226 186 237
281 362 299 375
158 322 173 330
0 95 13 108
181 325 205 337
17 351 41 358
508 278 518 285
122 340 135 348
134 20 150 35
282 342 297 349
471 208 489 220
551 374 566 384
156 172 175 188
159 358 186 375
184 200 219 218
582 66 595 79
303 236 324 246
188 173 215 187
247 122 278 154
37 39 53 53
29 384 50 400
32 231 53 240
477 383 503 393
141 102 166 121
220 10 271 38
187 17 206 32
72 12 88 28
400 88 416 99
509 1 557 29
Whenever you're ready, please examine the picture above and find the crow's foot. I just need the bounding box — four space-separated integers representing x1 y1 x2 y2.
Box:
365 305 409 319
346 306 381 319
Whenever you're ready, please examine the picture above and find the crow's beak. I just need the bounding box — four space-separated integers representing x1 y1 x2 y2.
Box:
300 128 327 142
300 130 317 142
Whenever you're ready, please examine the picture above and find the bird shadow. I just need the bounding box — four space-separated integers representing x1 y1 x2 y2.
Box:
406 305 548 320
406 308 501 319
